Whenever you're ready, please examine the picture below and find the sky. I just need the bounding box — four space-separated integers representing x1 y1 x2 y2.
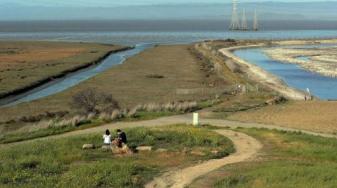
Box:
0 0 336 21
0 0 331 7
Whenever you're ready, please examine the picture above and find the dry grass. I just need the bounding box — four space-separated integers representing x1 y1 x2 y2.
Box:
0 44 236 125
0 41 124 96
227 101 337 134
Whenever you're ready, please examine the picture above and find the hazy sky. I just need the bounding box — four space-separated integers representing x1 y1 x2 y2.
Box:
1 0 331 7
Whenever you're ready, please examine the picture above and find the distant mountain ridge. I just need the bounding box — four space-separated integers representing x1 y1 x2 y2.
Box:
0 2 337 21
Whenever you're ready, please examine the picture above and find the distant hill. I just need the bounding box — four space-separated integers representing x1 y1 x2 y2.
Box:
0 2 337 21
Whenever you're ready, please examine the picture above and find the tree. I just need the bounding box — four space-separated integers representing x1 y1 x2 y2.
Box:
71 88 119 114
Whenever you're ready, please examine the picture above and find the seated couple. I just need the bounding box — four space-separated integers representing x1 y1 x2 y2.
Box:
103 129 127 148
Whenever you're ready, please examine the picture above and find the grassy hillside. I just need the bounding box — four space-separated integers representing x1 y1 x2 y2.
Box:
190 128 337 188
0 125 234 187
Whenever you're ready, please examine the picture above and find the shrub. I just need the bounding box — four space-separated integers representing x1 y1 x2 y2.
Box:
145 74 165 79
71 88 119 114
111 110 121 120
142 101 197 113
99 113 111 122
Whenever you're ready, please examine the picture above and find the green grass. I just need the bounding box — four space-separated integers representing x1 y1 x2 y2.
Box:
0 124 234 188
213 128 337 188
0 120 103 144
1 98 219 145
0 111 179 144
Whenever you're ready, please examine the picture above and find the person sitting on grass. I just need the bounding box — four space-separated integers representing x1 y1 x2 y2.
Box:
114 129 127 148
103 129 112 145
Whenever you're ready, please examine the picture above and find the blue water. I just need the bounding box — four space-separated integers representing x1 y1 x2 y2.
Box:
234 48 337 100
1 44 152 107
1 30 337 45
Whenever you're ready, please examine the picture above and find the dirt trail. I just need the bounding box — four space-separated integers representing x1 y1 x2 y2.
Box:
145 129 262 188
1 113 336 149
1 113 336 187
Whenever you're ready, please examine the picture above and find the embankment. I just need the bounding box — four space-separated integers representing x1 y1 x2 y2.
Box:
218 44 307 100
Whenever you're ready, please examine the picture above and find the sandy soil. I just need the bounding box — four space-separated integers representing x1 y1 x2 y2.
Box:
145 129 262 188
264 46 337 77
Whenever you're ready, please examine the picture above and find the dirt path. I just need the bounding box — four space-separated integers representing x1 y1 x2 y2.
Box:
1 113 336 187
145 129 262 188
1 113 336 149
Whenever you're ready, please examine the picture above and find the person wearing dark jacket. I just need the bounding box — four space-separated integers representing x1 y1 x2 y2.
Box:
117 129 127 143
115 129 127 147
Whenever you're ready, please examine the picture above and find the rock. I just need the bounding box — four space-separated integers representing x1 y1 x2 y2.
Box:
265 96 287 105
101 145 111 151
190 151 206 156
82 144 95 150
136 146 152 152
131 175 142 185
182 147 189 154
211 150 220 155
112 144 133 155
156 148 168 153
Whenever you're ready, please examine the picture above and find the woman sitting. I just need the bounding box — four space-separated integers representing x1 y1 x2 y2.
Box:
103 129 112 145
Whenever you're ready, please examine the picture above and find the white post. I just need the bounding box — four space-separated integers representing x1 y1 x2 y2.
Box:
193 113 199 126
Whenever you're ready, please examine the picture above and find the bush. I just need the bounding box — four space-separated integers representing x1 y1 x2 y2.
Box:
71 88 119 114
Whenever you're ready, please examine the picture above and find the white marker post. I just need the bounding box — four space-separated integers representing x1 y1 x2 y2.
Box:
306 88 312 100
193 113 199 126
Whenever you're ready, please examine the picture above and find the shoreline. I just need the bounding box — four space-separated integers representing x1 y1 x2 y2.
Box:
215 38 337 100
219 45 307 100
0 46 133 105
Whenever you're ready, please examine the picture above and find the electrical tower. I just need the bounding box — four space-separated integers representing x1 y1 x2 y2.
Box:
241 9 248 30
253 10 259 31
229 0 240 30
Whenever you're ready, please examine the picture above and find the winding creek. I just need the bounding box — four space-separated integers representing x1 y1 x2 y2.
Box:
234 47 337 100
0 44 152 107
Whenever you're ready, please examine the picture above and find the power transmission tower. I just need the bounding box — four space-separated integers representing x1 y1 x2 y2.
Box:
241 9 248 30
229 0 240 30
253 9 259 31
